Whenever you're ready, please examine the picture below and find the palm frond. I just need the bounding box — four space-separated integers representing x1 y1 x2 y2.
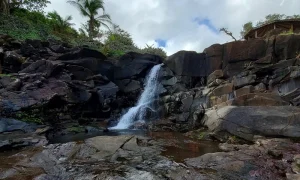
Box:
99 21 111 31
67 0 90 17
96 13 111 20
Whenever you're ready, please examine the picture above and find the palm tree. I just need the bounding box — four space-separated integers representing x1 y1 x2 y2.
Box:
67 0 112 39
47 11 74 32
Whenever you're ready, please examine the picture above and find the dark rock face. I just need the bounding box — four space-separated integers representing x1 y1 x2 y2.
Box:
275 34 300 61
204 44 223 71
0 35 166 131
114 52 163 80
160 34 300 139
165 51 209 77
56 47 106 60
222 39 266 77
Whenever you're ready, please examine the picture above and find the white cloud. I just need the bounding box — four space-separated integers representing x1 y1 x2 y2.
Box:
46 0 300 55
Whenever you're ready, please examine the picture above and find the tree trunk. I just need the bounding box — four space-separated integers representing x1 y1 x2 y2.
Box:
88 16 95 40
1 0 10 15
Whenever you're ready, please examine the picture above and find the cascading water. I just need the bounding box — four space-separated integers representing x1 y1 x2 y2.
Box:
111 64 163 129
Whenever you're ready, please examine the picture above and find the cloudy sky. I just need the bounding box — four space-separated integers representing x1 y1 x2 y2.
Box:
45 0 298 55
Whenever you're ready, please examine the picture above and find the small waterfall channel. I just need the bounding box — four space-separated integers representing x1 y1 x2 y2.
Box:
111 64 163 129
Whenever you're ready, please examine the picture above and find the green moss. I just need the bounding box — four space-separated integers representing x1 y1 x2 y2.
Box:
0 74 17 80
279 29 296 36
67 126 85 133
198 132 206 140
0 74 12 77
15 111 43 124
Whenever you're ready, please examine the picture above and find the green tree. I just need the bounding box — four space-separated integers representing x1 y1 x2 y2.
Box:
19 0 50 12
47 11 74 33
0 0 50 14
67 0 112 39
102 25 137 57
256 14 286 26
240 22 253 37
140 44 167 59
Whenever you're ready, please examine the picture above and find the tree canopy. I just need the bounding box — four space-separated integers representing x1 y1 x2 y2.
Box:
0 0 50 14
68 0 112 39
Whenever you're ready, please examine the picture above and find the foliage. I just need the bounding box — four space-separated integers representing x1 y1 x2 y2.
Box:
0 0 50 15
68 0 112 39
256 14 286 27
139 44 167 59
0 8 98 47
241 14 300 38
18 0 50 13
16 111 43 124
47 11 74 33
240 22 253 37
0 10 51 40
67 126 85 133
0 2 167 60
101 25 167 59
101 25 137 57
279 29 295 36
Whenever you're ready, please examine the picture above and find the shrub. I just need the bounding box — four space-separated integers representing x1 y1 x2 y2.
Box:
139 44 167 59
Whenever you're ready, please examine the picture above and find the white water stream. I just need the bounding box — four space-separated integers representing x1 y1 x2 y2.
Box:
111 64 163 129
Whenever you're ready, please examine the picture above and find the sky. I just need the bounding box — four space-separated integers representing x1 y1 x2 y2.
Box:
45 0 299 55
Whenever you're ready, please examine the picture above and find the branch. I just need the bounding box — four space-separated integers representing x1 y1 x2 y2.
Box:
220 28 237 41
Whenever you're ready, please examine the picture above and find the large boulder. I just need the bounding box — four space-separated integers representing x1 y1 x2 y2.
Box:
65 65 94 80
0 118 38 133
165 51 210 77
3 51 24 73
56 47 106 60
19 60 63 77
60 58 114 80
202 106 300 141
115 79 141 93
113 52 163 80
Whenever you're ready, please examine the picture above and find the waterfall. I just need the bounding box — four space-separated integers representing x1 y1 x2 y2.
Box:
111 64 163 129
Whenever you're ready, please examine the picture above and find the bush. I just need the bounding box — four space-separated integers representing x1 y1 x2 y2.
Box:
139 44 167 59
0 8 85 46
101 26 167 59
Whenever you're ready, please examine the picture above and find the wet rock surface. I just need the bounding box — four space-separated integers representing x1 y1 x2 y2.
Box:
0 134 216 180
186 138 300 180
1 134 300 180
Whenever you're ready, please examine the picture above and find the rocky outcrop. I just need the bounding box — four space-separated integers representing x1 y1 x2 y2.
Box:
165 51 209 77
112 52 163 95
0 35 162 129
161 34 300 140
202 106 300 141
186 138 300 180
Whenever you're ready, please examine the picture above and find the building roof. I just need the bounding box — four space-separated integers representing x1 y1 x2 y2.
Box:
244 19 300 39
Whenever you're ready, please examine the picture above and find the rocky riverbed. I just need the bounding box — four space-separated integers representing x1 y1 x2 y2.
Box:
2 33 300 179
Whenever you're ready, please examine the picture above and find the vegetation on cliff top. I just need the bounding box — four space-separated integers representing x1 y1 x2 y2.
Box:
0 0 167 59
241 14 300 37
